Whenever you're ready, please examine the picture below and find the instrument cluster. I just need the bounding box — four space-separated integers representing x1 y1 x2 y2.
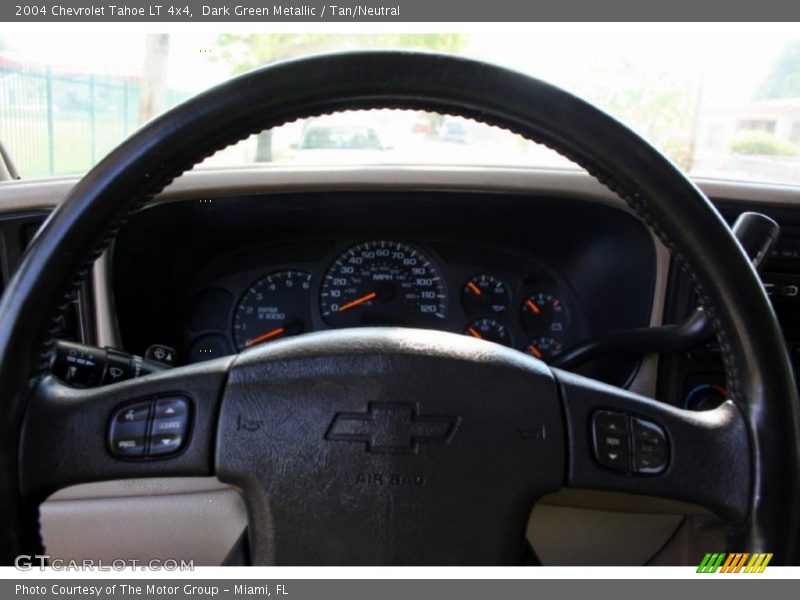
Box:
185 238 583 364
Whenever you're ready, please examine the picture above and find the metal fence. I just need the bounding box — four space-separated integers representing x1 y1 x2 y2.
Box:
0 66 187 178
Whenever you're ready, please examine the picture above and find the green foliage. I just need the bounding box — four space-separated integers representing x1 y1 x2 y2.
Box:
215 34 469 74
588 61 697 168
730 129 800 156
755 40 800 100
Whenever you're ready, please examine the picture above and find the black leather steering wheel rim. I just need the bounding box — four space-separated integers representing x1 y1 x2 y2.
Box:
0 50 798 564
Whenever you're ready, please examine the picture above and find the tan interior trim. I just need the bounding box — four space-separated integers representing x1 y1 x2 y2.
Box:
93 250 121 348
2 166 798 210
41 487 247 566
48 477 231 501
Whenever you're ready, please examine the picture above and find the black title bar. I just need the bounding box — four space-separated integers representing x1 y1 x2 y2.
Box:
3 0 800 22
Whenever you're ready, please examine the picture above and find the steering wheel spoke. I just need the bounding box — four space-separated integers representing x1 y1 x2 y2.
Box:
19 358 231 502
555 369 751 523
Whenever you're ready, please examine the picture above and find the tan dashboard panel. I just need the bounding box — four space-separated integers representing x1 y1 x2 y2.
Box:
529 504 684 565
41 481 247 566
41 478 703 565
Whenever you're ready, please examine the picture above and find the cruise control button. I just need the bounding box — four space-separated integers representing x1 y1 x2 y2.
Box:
635 440 666 456
634 451 666 473
632 417 669 474
632 418 666 444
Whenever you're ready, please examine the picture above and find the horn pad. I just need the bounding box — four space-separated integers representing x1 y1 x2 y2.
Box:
216 328 565 565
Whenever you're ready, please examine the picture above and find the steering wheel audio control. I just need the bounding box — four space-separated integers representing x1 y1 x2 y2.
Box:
108 401 150 457
592 410 629 470
591 410 669 475
108 396 191 459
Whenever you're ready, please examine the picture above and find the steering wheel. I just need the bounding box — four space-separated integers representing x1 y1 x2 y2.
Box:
1 51 798 565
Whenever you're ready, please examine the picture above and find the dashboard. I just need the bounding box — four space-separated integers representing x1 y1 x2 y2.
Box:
110 190 657 388
4 166 799 565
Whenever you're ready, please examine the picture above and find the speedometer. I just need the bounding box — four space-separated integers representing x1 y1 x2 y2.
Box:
320 240 447 327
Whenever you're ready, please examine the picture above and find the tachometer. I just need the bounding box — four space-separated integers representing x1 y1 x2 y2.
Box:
232 270 312 351
320 240 447 327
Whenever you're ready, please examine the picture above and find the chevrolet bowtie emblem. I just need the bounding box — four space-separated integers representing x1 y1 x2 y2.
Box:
325 402 459 454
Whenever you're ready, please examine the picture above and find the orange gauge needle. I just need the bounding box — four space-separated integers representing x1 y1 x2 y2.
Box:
467 326 483 339
528 345 543 359
338 291 378 313
467 281 482 296
245 326 286 347
525 299 541 314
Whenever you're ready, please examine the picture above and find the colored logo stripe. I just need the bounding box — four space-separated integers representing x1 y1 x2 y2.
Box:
697 553 726 573
720 553 749 573
745 553 773 573
697 552 772 573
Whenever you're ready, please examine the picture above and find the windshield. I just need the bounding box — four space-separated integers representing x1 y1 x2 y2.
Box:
1 28 800 185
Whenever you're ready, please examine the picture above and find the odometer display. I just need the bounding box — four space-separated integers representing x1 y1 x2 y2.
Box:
320 240 447 327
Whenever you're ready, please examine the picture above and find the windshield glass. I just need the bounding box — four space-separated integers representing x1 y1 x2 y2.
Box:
1 27 800 185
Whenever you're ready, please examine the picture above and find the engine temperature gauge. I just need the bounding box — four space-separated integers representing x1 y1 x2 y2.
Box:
464 318 513 347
